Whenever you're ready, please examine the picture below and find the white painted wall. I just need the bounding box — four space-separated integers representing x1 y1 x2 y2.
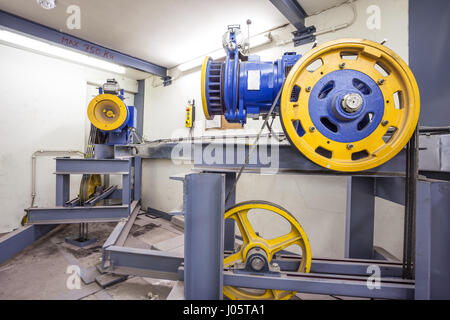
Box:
142 0 408 259
0 43 138 232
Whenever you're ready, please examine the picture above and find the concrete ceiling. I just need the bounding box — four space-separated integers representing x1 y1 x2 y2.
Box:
0 0 349 69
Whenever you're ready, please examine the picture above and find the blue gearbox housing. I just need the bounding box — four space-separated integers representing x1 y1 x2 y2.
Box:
201 29 301 124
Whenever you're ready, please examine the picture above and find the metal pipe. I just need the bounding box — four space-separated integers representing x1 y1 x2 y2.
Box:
31 150 84 207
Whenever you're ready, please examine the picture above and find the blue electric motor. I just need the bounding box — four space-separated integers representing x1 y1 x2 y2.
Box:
201 26 301 124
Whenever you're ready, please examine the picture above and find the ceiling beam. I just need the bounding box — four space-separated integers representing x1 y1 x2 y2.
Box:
0 10 168 77
269 0 316 46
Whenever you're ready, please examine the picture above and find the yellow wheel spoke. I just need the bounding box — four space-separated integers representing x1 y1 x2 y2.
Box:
224 250 244 268
233 210 258 243
267 229 302 256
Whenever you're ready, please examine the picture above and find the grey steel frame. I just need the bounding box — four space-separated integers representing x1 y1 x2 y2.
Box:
26 157 142 224
0 156 142 265
100 171 417 300
99 137 450 299
188 141 450 299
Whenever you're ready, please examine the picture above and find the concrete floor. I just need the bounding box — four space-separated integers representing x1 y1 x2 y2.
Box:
0 214 365 300
0 216 180 300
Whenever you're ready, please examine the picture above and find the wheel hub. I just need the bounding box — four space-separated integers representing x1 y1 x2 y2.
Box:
246 247 268 272
341 93 363 113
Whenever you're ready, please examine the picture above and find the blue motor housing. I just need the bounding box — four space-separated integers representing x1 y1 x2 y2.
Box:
201 30 301 124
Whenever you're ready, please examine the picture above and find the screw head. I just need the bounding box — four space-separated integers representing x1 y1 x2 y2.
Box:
309 126 316 132
378 79 385 85
339 62 346 69
347 144 354 150
382 120 389 126
306 86 312 92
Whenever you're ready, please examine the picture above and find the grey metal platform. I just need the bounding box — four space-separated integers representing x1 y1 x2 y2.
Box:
26 156 142 224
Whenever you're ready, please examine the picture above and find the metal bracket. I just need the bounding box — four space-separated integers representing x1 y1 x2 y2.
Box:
162 76 172 87
269 0 316 46
292 26 317 46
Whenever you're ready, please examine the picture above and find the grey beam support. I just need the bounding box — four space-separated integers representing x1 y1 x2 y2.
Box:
133 156 142 202
106 246 183 280
122 175 131 205
374 177 405 205
223 271 414 300
27 205 129 224
55 174 70 206
138 142 407 175
224 172 236 251
55 158 131 174
100 202 143 270
345 177 375 259
0 10 167 77
122 160 132 206
415 180 450 299
409 0 450 127
0 224 57 265
135 80 145 137
269 0 316 45
184 173 225 300
269 0 307 30
272 255 403 278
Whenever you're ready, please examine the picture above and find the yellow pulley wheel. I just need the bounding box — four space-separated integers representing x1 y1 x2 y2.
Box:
79 174 102 204
223 201 311 300
87 94 128 131
280 38 420 172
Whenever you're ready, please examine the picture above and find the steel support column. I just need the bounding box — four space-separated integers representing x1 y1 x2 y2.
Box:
133 156 142 202
224 172 236 251
135 81 145 137
55 173 70 206
415 180 450 299
183 173 225 300
345 177 375 259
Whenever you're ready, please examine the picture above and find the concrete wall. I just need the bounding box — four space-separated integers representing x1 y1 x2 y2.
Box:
0 43 138 232
142 0 408 259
